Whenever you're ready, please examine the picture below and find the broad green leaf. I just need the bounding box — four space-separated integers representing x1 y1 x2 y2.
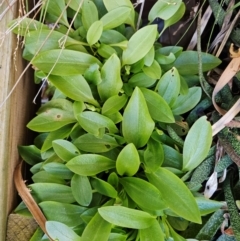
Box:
97 44 117 58
84 63 102 85
73 101 86 118
32 171 65 184
141 88 175 123
71 174 92 206
98 54 123 101
82 212 112 241
167 216 189 231
52 139 80 162
41 124 73 152
46 221 81 241
91 177 117 198
122 25 158 65
122 87 155 148
98 206 155 229
77 111 118 137
18 145 42 165
39 201 86 227
81 0 99 30
171 87 202 115
155 52 176 65
148 0 182 22
27 108 76 132
100 30 127 44
139 219 165 241
116 143 140 176
157 67 180 106
162 145 182 169
87 20 103 46
128 73 157 88
108 233 127 241
100 7 131 30
120 177 167 211
146 168 201 223
49 75 98 106
102 94 128 115
44 0 69 26
64 0 82 11
32 49 101 76
66 154 116 176
74 133 119 153
168 223 187 241
196 197 223 216
37 99 73 113
29 183 75 203
144 138 164 172
144 46 155 66
143 60 162 79
174 51 221 75
182 116 212 171
43 162 73 179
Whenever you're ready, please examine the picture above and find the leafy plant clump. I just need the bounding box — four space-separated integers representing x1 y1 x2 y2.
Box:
12 0 224 240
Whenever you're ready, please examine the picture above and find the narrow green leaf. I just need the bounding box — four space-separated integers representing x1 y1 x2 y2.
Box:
139 219 165 241
122 25 158 65
196 197 223 216
39 201 86 227
66 154 116 176
32 49 101 76
120 177 167 211
144 46 155 66
146 168 201 223
141 88 175 123
162 144 182 169
98 206 155 229
87 20 103 46
171 87 202 115
43 162 73 179
98 54 123 101
122 87 155 148
52 140 80 162
71 174 92 206
116 143 140 176
100 30 127 44
32 171 65 184
18 145 42 165
46 221 81 241
182 116 212 171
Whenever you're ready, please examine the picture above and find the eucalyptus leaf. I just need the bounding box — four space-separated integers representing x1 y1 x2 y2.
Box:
122 87 155 148
98 206 155 229
182 116 212 171
66 154 116 176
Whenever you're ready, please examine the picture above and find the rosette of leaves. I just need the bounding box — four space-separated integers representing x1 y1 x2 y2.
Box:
13 0 223 240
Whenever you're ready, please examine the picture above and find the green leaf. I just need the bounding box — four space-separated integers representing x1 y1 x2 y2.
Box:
91 177 117 198
108 233 127 241
52 139 80 162
29 183 75 203
43 162 73 179
87 20 103 46
100 6 131 30
84 63 102 85
171 87 202 115
174 51 221 75
32 171 65 184
116 143 140 176
128 73 157 88
146 168 201 223
74 133 119 153
144 138 164 172
49 75 98 106
81 211 112 241
162 144 182 169
142 60 162 79
157 67 180 106
77 111 118 137
27 108 76 132
141 88 175 123
120 177 167 211
39 201 86 227
102 94 128 115
32 49 101 76
139 219 165 241
18 145 42 165
196 197 223 216
71 174 92 206
81 0 99 30
97 44 117 59
122 87 155 148
66 154 116 176
182 116 212 171
144 46 155 66
100 30 127 44
148 0 182 22
46 221 81 241
122 25 158 65
98 206 155 229
98 54 123 101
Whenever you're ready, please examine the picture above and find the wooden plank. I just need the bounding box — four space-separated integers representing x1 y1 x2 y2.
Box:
0 1 37 240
